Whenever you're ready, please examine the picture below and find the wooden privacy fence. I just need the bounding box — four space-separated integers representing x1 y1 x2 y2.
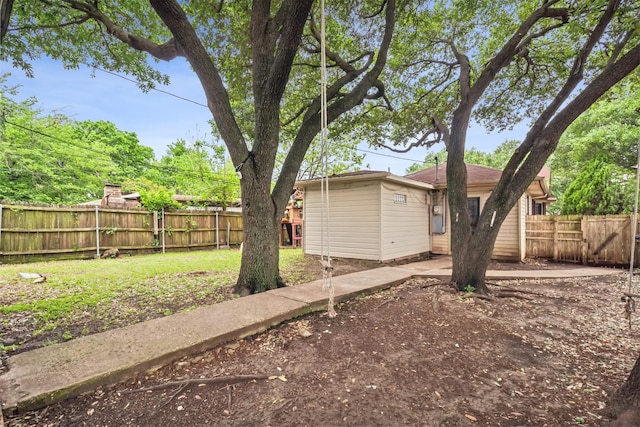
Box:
0 202 243 264
526 214 640 266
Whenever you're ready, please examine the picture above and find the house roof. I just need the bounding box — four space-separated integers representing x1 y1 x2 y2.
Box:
406 162 555 202
405 162 503 186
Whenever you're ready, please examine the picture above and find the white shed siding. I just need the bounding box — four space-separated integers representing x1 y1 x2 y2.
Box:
303 181 381 260
380 184 431 260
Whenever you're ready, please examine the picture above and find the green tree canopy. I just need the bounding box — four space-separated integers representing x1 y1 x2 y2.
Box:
74 120 154 182
561 154 634 215
0 79 157 204
549 80 640 212
1 87 121 203
147 138 241 206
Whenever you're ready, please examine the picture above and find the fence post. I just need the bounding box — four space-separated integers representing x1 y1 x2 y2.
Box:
215 211 219 250
161 208 166 254
95 205 100 258
581 216 588 265
552 216 558 261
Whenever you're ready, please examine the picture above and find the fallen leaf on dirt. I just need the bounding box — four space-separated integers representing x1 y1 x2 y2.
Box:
465 414 477 422
434 391 441 398
277 375 287 382
87 409 94 416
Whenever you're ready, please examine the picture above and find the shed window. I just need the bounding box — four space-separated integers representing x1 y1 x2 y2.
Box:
394 193 407 204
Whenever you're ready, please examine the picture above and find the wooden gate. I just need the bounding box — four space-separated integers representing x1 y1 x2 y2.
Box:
526 215 639 266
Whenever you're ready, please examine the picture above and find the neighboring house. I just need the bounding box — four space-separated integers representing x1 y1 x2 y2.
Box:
81 184 242 212
280 188 304 247
79 184 139 208
296 163 554 262
406 162 554 260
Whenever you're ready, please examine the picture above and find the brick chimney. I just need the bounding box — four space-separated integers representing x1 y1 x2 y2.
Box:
102 184 126 207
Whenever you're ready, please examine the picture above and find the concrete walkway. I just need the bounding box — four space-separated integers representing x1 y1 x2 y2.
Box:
0 257 623 415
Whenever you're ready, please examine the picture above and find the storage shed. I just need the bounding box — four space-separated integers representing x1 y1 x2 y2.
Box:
297 171 434 261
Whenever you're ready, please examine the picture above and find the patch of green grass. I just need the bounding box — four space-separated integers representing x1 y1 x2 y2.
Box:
0 292 107 322
0 249 317 350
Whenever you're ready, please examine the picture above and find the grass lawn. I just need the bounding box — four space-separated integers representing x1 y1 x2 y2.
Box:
0 249 318 354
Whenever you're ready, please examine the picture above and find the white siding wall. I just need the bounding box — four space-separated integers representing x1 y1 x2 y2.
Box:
303 181 381 260
430 189 522 260
380 184 431 260
431 190 450 254
493 200 521 260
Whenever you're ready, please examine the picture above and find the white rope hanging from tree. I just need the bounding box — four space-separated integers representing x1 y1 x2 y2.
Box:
319 0 336 318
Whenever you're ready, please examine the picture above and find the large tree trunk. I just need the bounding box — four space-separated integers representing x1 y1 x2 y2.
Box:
447 103 514 294
605 355 640 425
233 168 285 295
450 232 496 294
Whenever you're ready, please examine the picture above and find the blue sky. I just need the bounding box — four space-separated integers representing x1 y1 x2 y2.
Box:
1 58 528 175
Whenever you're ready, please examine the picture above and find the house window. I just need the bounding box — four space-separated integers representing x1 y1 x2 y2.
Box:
533 201 545 215
467 197 480 227
394 193 407 204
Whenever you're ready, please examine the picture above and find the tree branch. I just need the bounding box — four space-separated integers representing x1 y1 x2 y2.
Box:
469 0 568 105
504 0 622 180
273 0 396 201
308 16 375 74
491 0 634 220
0 0 13 42
10 14 90 32
361 0 387 19
59 0 185 61
149 0 247 163
607 29 634 69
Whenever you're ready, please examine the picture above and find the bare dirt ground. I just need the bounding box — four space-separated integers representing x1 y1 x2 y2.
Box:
4 259 640 427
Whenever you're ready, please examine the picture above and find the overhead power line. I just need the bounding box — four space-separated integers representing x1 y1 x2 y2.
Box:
356 148 424 163
84 65 428 165
2 119 241 186
86 64 209 108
